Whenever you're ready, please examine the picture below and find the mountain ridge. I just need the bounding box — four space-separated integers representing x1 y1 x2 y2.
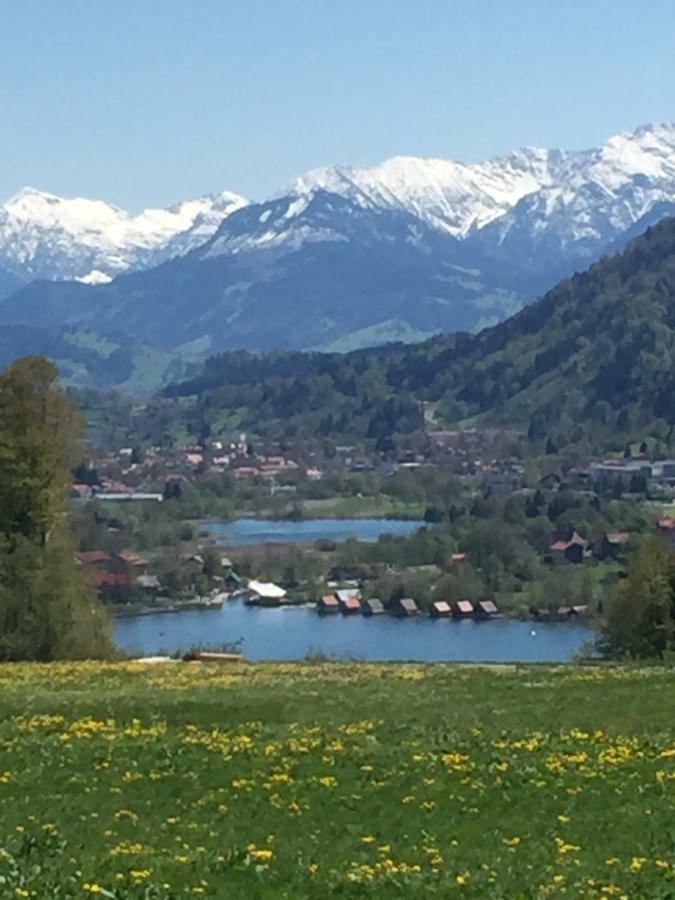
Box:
0 186 249 285
5 122 675 385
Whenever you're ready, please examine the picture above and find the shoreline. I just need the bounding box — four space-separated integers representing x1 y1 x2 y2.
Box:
111 599 595 627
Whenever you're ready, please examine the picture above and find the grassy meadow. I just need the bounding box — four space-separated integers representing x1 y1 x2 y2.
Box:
1 661 674 898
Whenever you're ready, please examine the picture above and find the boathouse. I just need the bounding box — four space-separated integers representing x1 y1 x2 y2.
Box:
339 594 361 614
454 599 474 617
362 598 385 616
430 600 451 618
316 595 340 614
394 597 419 617
477 599 498 618
245 580 287 607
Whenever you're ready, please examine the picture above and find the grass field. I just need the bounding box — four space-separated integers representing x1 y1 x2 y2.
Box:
1 662 674 898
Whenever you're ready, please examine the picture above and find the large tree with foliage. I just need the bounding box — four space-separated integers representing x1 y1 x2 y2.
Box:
0 356 112 660
599 537 675 659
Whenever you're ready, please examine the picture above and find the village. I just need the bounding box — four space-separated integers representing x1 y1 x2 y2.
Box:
67 423 675 626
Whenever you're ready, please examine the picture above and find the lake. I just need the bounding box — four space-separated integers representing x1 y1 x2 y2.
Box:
204 517 424 545
114 602 594 663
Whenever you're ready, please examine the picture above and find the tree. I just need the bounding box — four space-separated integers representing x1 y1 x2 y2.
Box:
202 547 222 580
599 538 675 659
0 357 112 661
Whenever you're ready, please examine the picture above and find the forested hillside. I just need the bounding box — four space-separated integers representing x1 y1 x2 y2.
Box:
145 215 675 451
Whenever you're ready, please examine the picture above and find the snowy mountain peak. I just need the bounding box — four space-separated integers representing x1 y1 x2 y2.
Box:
0 186 249 283
287 147 566 236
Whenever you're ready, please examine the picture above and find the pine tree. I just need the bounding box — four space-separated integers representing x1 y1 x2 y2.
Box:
0 357 112 660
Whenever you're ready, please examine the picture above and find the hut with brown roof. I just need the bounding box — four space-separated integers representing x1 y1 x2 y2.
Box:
477 599 499 618
394 597 419 617
339 594 361 615
430 600 451 618
550 532 587 565
316 595 339 614
362 598 385 616
453 599 475 617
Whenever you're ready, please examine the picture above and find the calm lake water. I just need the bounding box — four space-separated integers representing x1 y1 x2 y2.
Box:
204 517 423 546
115 602 593 663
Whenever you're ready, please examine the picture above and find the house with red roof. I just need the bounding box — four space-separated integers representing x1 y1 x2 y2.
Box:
550 531 588 565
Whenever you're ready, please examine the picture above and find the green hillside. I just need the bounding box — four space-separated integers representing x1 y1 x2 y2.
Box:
155 216 675 450
0 325 205 393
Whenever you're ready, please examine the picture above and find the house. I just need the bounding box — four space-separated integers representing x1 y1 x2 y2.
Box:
118 549 149 570
589 460 652 487
362 598 385 616
224 569 243 592
477 599 499 618
453 600 474 617
340 595 361 614
394 597 419 617
430 600 451 618
316 594 340 614
183 554 204 577
550 532 587 565
245 580 286 607
96 571 134 600
600 532 630 559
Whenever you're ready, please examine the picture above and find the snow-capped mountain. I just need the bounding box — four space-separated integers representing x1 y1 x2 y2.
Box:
0 187 249 286
5 122 675 381
289 147 567 237
195 122 675 300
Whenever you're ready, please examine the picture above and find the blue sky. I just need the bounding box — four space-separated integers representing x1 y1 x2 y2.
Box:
2 0 674 209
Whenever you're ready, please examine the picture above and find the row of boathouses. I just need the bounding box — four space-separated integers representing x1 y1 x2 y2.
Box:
315 592 499 619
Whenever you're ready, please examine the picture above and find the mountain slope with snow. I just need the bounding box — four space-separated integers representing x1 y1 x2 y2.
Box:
0 187 249 286
5 123 675 379
290 146 568 237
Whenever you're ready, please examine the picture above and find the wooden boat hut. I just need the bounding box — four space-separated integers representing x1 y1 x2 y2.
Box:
394 597 420 617
477 599 499 618
453 599 474 618
362 598 385 616
316 594 340 614
430 600 451 618
339 594 361 614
